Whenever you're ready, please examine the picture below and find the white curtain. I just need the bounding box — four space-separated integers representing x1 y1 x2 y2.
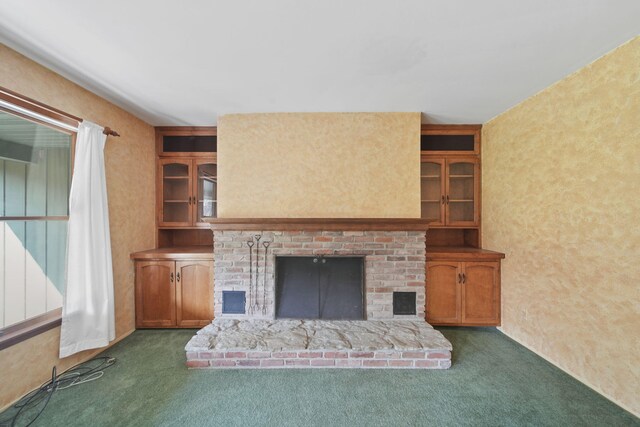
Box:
59 121 115 358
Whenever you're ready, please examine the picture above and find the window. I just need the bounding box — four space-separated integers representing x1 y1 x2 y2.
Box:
0 89 75 347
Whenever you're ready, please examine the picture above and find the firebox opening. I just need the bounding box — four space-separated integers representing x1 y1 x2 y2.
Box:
275 256 364 320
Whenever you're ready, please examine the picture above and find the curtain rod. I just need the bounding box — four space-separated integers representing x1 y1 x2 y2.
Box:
0 98 120 137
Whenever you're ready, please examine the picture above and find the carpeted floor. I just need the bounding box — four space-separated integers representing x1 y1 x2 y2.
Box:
2 327 638 426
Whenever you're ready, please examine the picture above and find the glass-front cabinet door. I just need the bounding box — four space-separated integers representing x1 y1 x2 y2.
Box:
446 158 479 226
195 160 217 225
420 160 445 225
159 159 193 226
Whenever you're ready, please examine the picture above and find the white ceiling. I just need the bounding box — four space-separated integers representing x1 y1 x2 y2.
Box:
0 1 638 126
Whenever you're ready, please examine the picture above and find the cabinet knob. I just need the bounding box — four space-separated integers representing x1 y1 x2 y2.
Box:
458 273 462 284
177 272 181 282
446 195 450 204
441 195 445 205
170 272 174 283
462 273 466 284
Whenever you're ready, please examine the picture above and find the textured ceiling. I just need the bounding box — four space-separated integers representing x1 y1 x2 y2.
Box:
0 0 638 126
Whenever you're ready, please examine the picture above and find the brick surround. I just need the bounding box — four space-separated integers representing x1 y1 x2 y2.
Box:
213 230 426 319
186 348 451 369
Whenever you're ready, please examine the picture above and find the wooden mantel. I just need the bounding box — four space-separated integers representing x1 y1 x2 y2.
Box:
207 218 432 231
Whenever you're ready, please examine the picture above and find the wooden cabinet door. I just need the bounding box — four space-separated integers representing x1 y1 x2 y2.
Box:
426 261 461 324
158 159 193 227
135 261 176 328
193 159 217 226
461 261 500 325
176 261 214 327
445 158 479 226
420 159 446 226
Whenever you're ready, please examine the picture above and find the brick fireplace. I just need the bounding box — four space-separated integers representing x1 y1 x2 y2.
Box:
213 228 427 320
185 218 452 370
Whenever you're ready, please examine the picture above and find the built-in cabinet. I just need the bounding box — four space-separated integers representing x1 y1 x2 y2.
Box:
159 158 217 227
420 157 479 226
133 124 503 328
422 125 504 326
426 249 503 326
132 127 217 329
155 127 217 248
133 249 214 328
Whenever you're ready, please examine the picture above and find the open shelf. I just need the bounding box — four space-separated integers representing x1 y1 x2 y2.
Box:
157 228 213 248
427 227 480 248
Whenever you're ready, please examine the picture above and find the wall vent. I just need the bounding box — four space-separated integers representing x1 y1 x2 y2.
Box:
222 291 245 314
393 292 416 315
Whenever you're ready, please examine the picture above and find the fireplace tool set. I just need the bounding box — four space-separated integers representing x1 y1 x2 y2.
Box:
247 234 271 315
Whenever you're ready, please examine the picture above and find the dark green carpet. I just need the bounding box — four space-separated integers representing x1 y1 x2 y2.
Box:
4 327 638 426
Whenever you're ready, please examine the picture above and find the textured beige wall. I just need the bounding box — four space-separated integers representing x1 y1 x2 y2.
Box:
482 37 639 415
0 44 155 409
218 113 421 218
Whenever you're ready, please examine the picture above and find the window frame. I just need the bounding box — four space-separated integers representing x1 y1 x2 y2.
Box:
0 86 78 350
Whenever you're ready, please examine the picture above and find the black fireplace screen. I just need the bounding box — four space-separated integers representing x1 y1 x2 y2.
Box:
275 256 364 320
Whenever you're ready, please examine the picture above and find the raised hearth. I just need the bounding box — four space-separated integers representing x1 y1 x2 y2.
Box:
186 319 452 369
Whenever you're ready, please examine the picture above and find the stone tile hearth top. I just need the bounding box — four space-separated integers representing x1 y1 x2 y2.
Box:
186 319 452 353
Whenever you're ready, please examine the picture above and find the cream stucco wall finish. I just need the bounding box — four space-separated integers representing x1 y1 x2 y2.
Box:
217 113 421 218
482 36 640 416
0 44 156 410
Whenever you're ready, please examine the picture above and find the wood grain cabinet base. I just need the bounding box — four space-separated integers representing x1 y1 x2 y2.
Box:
135 258 213 328
175 261 214 327
426 248 504 326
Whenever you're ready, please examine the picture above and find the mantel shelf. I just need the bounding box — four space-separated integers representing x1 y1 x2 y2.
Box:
206 218 432 231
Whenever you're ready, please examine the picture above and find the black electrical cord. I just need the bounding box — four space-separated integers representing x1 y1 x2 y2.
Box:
0 356 116 427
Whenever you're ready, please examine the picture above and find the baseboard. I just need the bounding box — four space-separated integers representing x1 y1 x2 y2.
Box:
497 327 638 418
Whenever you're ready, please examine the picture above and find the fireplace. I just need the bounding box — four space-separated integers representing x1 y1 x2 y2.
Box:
275 256 364 320
186 220 454 370
212 224 427 320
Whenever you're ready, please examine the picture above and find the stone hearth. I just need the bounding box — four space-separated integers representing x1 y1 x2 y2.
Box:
186 319 452 369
